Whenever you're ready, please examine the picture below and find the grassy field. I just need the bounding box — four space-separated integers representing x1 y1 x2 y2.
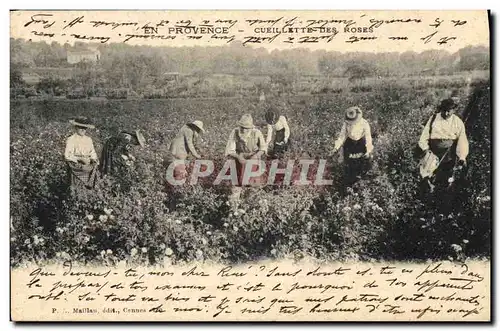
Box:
15 67 489 100
10 77 491 266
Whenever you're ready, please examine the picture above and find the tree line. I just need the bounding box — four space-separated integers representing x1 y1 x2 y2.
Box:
10 38 489 94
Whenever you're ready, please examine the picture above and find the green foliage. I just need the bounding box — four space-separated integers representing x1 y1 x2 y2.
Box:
10 66 24 88
8 37 491 101
36 77 67 96
345 61 377 82
458 46 489 71
10 38 490 83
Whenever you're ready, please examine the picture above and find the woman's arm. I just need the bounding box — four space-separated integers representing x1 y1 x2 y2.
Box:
333 122 347 153
418 117 432 152
281 116 290 143
185 129 201 159
89 139 98 163
265 124 273 145
225 129 240 160
364 121 373 155
64 137 78 163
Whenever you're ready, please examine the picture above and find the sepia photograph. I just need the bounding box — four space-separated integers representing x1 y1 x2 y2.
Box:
8 9 491 322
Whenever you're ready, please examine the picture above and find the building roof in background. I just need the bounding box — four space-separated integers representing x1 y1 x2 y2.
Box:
67 49 100 56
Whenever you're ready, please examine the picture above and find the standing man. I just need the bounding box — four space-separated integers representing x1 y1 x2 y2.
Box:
418 98 469 192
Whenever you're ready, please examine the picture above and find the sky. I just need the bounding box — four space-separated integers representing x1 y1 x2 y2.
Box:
10 10 490 53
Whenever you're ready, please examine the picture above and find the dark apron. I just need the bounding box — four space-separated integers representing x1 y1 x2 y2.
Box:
343 137 367 158
429 139 456 164
429 138 457 185
270 128 291 158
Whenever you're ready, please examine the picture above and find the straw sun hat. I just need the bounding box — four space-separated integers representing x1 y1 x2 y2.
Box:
69 117 95 129
345 106 362 122
121 130 146 147
238 114 254 129
190 120 205 133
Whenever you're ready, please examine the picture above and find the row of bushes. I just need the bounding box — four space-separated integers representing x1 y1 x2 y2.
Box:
12 73 489 100
11 87 140 100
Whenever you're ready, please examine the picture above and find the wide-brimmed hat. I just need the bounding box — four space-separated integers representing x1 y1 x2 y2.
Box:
238 114 254 129
345 106 362 122
69 117 95 129
190 120 205 133
437 98 458 112
134 130 146 147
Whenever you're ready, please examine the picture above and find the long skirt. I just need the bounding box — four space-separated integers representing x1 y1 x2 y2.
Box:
269 138 291 159
429 139 458 187
343 137 371 187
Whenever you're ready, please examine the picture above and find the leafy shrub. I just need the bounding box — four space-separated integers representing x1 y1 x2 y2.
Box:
350 86 373 93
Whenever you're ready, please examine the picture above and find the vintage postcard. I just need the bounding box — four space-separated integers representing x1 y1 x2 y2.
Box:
9 10 491 322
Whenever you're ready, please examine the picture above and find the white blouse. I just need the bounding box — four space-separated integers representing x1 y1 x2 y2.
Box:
266 115 290 145
418 113 469 161
64 133 98 163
